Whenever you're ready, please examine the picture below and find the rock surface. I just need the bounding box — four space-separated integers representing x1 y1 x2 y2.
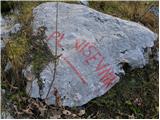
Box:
27 2 157 107
1 15 21 49
149 6 159 17
79 0 89 6
1 111 14 119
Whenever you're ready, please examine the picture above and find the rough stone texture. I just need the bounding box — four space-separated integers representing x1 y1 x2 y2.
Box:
149 6 159 17
27 2 157 107
1 111 14 119
4 61 12 72
79 0 89 6
1 16 21 49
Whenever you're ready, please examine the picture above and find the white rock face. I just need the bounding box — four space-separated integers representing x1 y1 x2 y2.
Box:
1 16 21 49
80 0 89 6
28 2 157 107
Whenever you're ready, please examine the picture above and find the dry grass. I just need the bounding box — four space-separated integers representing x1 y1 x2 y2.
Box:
5 35 29 69
141 12 158 32
89 1 158 21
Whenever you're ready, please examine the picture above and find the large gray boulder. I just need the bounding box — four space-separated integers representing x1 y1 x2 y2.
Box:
27 2 157 107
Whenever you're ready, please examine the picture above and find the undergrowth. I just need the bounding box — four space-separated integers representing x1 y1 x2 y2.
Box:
85 58 159 118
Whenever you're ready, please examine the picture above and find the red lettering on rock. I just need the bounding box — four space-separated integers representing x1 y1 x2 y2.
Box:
102 73 116 88
82 47 92 57
83 45 96 60
98 67 112 81
98 67 111 77
84 46 100 64
62 56 87 85
75 39 87 52
95 56 109 72
47 31 117 89
56 33 64 48
47 31 61 41
79 42 90 53
47 31 64 48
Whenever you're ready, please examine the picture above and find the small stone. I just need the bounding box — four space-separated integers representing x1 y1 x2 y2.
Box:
149 6 159 17
50 115 61 119
156 51 159 61
1 111 14 119
4 62 12 72
80 0 89 6
62 110 72 116
72 114 77 117
23 65 35 81
133 98 142 106
1 89 6 95
78 109 85 116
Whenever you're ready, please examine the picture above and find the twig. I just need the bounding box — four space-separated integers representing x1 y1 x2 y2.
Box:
45 2 59 99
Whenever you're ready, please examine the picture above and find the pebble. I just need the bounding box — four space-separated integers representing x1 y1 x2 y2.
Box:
78 109 85 116
62 110 72 116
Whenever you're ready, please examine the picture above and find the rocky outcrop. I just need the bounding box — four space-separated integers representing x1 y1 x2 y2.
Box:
1 16 21 48
26 2 157 107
